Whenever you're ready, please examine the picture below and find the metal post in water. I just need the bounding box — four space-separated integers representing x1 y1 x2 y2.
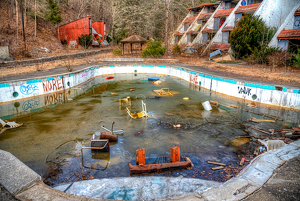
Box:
111 121 115 133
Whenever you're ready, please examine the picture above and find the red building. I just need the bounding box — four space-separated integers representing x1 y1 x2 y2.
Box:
92 21 107 45
56 17 107 48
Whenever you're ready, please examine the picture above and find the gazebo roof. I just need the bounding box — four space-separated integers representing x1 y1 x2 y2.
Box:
120 33 147 43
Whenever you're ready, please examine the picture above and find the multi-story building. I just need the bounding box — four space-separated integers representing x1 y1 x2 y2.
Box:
170 0 300 55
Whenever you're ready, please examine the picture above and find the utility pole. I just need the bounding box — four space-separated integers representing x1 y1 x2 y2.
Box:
20 0 26 47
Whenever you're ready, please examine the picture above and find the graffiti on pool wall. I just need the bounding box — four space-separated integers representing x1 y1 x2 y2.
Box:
20 83 39 95
43 79 64 92
238 86 251 96
22 99 40 111
189 74 198 85
44 91 65 105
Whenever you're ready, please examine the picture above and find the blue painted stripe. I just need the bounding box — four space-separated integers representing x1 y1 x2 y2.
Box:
69 74 73 77
189 71 197 75
47 77 54 81
158 65 166 68
141 65 155 67
0 114 14 120
30 107 45 113
245 83 275 90
84 69 89 72
90 67 94 70
203 75 236 84
110 65 115 67
293 89 300 94
0 83 9 88
95 66 100 69
176 67 186 72
60 76 64 79
26 79 41 84
198 73 204 77
282 88 287 92
133 65 139 67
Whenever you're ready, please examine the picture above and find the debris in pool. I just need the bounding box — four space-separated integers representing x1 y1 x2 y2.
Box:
152 80 161 85
183 97 189 100
153 88 172 96
82 138 110 151
101 122 124 134
148 77 159 81
106 76 115 80
202 101 212 111
134 130 143 136
100 132 118 142
126 100 149 119
207 161 226 166
148 96 161 99
111 93 117 95
130 89 136 91
239 158 245 166
247 118 260 123
68 98 73 101
173 124 181 129
128 146 192 174
209 100 219 107
0 118 23 129
212 166 225 171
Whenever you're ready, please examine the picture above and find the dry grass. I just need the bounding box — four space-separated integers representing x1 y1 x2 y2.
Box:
175 55 300 86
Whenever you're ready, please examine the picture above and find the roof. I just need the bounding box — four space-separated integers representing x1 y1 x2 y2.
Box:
58 16 91 28
186 30 199 35
199 13 213 20
214 8 234 18
210 43 231 50
120 33 147 43
185 16 197 23
174 32 184 36
222 26 234 32
277 29 300 40
235 3 261 14
202 28 218 33
187 3 219 10
295 9 300 16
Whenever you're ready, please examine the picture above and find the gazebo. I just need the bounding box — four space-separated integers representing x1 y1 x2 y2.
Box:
120 33 147 55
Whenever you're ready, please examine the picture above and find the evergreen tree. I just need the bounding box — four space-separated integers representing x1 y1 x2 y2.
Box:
230 14 276 59
46 0 62 26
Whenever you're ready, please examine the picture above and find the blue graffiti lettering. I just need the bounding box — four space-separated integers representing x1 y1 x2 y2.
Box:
20 83 39 95
22 100 40 111
238 86 251 96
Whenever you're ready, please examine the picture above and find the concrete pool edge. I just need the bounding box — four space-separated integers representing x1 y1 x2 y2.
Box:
0 61 299 110
0 140 299 200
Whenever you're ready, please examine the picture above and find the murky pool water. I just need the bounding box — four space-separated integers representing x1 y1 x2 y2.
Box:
0 74 298 186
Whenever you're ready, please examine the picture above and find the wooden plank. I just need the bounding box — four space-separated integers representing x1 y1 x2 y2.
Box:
207 161 226 166
212 166 224 170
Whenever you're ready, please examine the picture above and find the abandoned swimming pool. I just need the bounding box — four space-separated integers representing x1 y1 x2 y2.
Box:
0 73 299 186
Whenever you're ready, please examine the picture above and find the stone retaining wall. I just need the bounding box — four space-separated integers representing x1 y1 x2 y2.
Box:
0 48 112 68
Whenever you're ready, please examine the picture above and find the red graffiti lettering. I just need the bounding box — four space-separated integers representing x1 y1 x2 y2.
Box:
52 80 57 91
43 79 64 92
43 83 48 92
57 79 63 90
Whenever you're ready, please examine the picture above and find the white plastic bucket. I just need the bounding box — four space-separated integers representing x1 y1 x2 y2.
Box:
202 101 212 111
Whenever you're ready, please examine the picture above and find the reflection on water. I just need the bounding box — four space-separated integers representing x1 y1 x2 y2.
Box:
0 74 299 186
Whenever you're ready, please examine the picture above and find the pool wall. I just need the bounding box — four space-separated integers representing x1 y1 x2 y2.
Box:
1 63 300 120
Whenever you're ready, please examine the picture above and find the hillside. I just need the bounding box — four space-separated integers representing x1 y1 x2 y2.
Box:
0 1 88 60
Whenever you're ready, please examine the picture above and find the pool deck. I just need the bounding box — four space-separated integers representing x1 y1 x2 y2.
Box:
0 59 300 200
1 60 299 89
